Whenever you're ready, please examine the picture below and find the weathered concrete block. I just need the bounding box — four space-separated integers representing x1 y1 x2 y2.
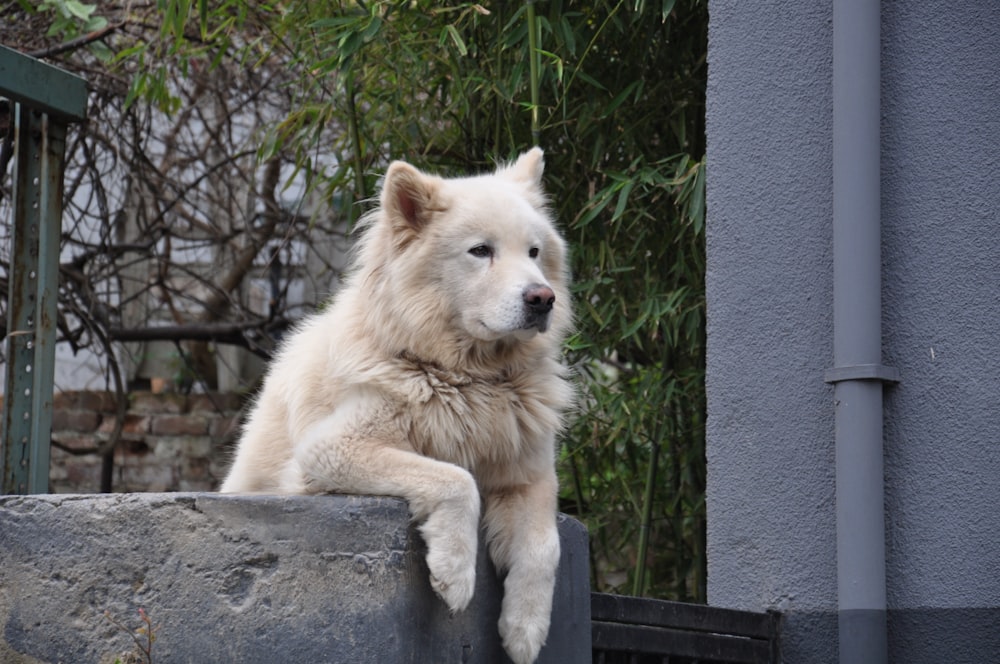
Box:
0 493 590 664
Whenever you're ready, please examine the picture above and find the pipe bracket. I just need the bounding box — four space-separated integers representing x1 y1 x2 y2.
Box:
825 364 900 385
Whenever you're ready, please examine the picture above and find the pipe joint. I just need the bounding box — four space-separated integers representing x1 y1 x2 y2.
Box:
825 364 900 385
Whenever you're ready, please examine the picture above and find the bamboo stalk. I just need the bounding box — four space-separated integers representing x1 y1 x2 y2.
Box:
345 74 366 220
632 435 661 596
525 0 540 144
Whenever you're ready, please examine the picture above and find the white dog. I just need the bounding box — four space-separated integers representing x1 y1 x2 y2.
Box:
220 148 573 664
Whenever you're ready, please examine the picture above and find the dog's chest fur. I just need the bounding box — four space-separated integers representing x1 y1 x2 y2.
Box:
387 354 561 477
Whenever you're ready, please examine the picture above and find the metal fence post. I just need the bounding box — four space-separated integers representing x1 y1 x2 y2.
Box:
0 45 87 494
2 107 67 493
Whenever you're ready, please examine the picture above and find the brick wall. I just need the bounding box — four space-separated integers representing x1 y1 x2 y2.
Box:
49 391 244 493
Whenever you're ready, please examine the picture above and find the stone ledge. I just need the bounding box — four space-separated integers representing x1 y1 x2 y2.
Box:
0 493 590 664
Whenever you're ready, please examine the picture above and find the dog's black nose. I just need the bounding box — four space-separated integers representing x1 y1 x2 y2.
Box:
523 284 555 314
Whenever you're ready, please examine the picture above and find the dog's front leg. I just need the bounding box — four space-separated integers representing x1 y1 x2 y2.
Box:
483 472 560 664
292 413 481 613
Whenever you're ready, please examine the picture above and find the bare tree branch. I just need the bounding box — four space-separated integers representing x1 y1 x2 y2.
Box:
107 319 287 358
27 21 127 59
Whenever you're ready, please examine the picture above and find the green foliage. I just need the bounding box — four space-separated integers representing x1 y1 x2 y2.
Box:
37 0 107 36
493 0 707 600
18 0 113 59
75 0 709 601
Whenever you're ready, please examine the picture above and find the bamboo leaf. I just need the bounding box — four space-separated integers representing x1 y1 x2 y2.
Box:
444 24 468 56
612 180 635 222
199 0 208 38
600 80 640 119
63 0 94 20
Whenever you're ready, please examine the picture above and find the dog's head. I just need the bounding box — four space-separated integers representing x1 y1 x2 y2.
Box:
358 148 571 360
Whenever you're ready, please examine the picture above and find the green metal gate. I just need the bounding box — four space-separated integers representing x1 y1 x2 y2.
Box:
0 45 87 493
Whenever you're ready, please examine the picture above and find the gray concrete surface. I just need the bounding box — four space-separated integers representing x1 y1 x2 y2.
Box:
0 493 590 664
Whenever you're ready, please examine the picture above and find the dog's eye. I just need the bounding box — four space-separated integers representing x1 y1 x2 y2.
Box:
529 247 539 259
468 244 493 259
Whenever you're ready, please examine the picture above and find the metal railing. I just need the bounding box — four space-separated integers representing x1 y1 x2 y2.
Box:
592 593 781 664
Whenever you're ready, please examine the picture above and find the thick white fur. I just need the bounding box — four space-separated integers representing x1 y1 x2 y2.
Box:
220 148 573 664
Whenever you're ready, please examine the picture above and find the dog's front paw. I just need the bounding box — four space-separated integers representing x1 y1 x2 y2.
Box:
498 604 550 664
420 495 479 613
495 530 559 664
426 545 476 613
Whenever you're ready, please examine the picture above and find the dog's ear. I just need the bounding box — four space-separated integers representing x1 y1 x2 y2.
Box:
381 161 441 234
503 147 545 188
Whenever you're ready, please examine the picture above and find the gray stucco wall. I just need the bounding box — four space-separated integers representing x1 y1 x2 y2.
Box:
706 1 1000 662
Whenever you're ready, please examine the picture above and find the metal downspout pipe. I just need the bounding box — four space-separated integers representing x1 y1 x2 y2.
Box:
826 1 898 663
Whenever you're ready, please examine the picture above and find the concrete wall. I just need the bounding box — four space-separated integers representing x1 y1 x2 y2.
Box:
880 2 1000 657
705 1 1000 662
0 494 591 664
